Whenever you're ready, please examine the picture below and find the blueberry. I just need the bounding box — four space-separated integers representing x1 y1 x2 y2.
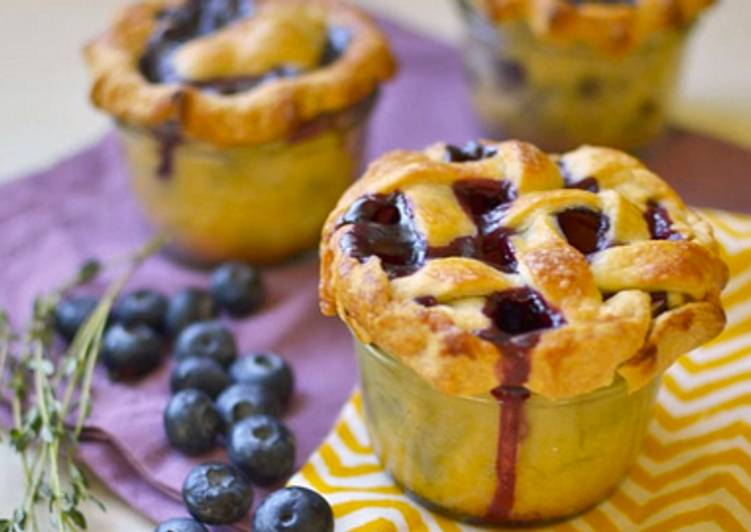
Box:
54 296 99 342
576 76 601 99
319 26 351 66
640 99 660 118
154 517 208 532
170 357 230 399
164 389 223 454
174 321 237 367
253 487 334 532
113 289 168 331
216 383 282 427
444 141 498 163
494 59 526 89
228 415 296 486
210 262 264 317
182 462 253 525
166 288 219 335
230 352 294 406
100 323 162 380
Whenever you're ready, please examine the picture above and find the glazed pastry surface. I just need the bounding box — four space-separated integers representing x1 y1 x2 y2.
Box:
320 140 728 399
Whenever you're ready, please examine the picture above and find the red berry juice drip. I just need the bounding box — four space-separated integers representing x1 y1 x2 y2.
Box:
479 288 563 521
485 336 535 521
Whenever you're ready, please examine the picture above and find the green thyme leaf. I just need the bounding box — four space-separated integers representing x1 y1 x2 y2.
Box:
0 235 166 531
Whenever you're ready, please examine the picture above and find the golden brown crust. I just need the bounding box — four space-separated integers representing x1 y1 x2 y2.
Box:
84 0 396 146
319 141 728 400
472 0 716 54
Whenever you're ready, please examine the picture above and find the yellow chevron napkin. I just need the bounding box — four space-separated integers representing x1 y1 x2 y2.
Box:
289 210 751 531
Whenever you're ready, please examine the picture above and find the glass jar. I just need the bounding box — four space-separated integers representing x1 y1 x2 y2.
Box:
116 95 376 265
355 339 660 525
456 1 690 152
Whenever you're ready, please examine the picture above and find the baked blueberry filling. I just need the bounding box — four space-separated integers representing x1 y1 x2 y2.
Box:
340 193 404 226
338 193 426 278
650 291 669 316
140 0 255 84
559 160 600 193
479 286 564 520
340 225 425 278
576 76 602 99
481 287 565 341
153 122 182 178
428 229 518 273
644 201 682 240
453 178 516 226
556 208 610 255
494 59 526 90
565 176 600 193
338 179 522 276
430 179 518 272
319 26 352 66
444 141 498 163
139 0 350 94
639 99 660 118
478 228 518 272
415 295 439 307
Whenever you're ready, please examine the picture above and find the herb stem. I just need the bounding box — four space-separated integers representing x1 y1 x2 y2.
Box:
0 312 10 397
1 234 166 532
23 454 44 532
31 340 67 531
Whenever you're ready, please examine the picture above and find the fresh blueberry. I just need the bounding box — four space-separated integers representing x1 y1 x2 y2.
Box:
112 289 168 331
228 415 296 486
253 487 334 532
164 389 223 454
166 288 219 335
182 462 253 525
210 262 264 317
230 352 294 406
54 296 99 342
216 383 282 427
174 321 237 367
154 517 208 532
100 323 162 380
170 357 230 399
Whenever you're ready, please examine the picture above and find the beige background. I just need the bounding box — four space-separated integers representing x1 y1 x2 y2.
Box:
0 0 749 529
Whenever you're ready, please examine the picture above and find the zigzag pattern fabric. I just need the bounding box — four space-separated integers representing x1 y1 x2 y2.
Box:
289 209 751 531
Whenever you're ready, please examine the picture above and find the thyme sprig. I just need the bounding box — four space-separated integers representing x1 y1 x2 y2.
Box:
0 236 165 532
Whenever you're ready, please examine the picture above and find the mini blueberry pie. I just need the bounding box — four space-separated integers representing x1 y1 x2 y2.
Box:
85 0 394 144
320 140 728 523
457 0 716 150
322 139 727 398
84 0 396 264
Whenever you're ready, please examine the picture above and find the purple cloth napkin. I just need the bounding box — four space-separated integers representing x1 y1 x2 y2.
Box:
2 15 751 531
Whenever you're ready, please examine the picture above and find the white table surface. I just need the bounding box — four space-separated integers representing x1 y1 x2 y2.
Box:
0 0 749 530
